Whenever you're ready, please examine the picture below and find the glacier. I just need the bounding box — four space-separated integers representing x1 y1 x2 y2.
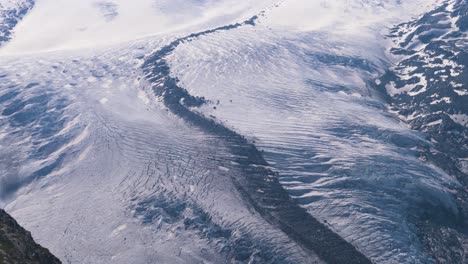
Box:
0 0 467 263
0 0 34 45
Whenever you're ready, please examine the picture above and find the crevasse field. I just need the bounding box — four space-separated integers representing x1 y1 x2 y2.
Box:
0 0 467 263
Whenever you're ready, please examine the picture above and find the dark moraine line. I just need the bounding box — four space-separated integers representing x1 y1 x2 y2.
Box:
142 15 373 264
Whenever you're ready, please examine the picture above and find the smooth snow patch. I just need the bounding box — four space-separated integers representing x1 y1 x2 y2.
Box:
449 114 468 127
262 0 443 34
454 89 467 96
0 0 274 54
425 119 443 127
137 90 150 105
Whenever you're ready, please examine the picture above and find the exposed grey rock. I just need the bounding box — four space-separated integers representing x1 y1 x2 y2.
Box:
0 209 61 264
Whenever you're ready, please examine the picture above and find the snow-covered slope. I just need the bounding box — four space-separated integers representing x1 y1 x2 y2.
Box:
0 0 34 45
0 0 274 54
0 40 323 263
376 1 468 261
383 0 467 179
0 0 466 264
157 0 466 263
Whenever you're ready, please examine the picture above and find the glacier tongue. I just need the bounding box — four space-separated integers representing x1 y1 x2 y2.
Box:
0 0 466 263
0 38 322 263
163 1 462 263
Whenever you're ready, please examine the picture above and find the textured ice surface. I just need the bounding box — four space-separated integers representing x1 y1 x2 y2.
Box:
164 1 463 263
0 39 322 263
0 0 275 54
0 0 466 263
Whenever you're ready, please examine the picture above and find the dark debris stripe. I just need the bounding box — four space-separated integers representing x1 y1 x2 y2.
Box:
142 14 373 264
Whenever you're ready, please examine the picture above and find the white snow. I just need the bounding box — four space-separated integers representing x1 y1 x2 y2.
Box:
0 0 275 54
0 0 30 9
449 114 468 127
0 1 461 264
261 0 443 34
164 1 458 261
430 97 451 105
454 89 467 96
425 119 443 127
0 37 316 264
99 97 109 104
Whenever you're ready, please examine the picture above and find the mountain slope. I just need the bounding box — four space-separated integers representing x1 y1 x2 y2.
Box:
384 0 467 181
0 0 34 45
161 0 465 263
0 209 61 264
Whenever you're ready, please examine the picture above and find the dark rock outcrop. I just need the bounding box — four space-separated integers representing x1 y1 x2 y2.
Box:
0 209 61 264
